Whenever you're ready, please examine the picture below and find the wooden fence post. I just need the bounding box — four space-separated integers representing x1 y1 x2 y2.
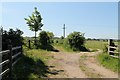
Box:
0 27 2 80
108 39 110 55
28 40 31 49
8 42 12 80
108 39 115 55
21 42 23 55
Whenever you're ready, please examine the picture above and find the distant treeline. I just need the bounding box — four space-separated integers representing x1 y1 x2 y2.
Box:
24 36 118 42
86 38 118 42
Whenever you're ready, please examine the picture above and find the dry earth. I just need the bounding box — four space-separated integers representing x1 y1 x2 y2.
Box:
47 49 118 78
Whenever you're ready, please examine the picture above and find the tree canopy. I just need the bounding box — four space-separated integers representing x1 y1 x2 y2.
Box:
2 28 23 50
24 7 43 47
24 7 43 32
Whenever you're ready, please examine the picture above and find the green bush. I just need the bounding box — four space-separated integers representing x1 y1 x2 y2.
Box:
39 31 50 49
46 31 54 44
2 28 23 50
66 31 86 51
55 40 58 43
60 36 64 39
38 31 55 51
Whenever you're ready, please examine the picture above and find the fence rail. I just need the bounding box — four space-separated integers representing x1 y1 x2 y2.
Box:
0 50 10 55
108 39 119 58
0 45 22 80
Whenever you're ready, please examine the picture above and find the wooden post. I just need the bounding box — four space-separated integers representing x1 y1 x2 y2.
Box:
8 40 12 80
108 39 114 55
0 27 2 80
21 42 23 55
28 40 31 49
108 39 110 55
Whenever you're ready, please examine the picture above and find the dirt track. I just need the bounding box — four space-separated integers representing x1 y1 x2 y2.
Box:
47 50 118 78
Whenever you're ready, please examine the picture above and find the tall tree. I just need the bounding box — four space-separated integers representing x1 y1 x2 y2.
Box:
24 7 43 47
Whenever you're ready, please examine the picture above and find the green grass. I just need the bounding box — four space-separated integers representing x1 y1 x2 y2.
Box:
85 40 119 72
85 40 107 51
53 43 89 52
53 43 74 52
12 47 52 80
97 53 119 72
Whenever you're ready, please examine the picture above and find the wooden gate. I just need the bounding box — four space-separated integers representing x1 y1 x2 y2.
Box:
108 39 119 58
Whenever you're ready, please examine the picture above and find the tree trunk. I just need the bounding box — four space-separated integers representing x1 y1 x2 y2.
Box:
35 31 37 48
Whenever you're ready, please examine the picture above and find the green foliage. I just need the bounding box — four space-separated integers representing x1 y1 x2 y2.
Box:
97 53 118 72
38 31 55 51
24 7 43 47
39 31 50 49
60 36 64 39
46 31 54 44
103 44 108 53
2 28 23 50
66 31 86 51
58 38 64 44
23 37 36 49
53 32 87 52
55 40 58 43
24 7 43 32
23 31 54 50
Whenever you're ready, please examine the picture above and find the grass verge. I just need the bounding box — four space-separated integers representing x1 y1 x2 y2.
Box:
12 47 52 80
96 53 119 72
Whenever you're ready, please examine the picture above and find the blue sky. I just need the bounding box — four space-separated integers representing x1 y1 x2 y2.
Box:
1 2 118 39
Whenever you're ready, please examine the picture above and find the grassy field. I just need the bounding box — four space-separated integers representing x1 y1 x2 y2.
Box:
85 40 107 51
54 40 115 52
12 46 53 79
